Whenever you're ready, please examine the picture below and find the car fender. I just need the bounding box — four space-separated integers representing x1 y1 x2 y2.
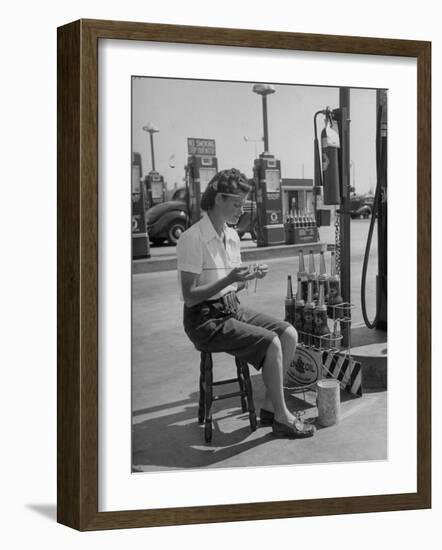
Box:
155 209 188 232
357 205 371 215
236 211 251 234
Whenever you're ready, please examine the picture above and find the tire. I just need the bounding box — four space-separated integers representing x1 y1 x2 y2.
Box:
167 220 186 245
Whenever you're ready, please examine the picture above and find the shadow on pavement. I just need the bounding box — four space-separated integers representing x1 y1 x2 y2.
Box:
131 381 326 471
132 380 368 471
132 389 275 470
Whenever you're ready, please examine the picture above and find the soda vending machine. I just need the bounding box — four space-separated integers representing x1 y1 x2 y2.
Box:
186 138 218 225
253 153 285 247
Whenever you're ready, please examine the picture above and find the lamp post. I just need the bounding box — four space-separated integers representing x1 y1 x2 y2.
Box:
350 160 356 194
243 135 264 159
252 84 275 153
142 122 159 172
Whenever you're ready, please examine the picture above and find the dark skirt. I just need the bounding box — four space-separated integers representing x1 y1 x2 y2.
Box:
183 295 291 370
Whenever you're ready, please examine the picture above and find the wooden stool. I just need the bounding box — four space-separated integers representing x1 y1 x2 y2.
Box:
198 351 257 443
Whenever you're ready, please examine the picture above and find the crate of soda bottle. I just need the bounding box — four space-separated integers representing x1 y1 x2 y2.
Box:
285 211 319 245
294 226 319 244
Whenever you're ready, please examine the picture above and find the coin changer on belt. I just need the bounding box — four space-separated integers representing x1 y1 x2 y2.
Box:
222 264 265 312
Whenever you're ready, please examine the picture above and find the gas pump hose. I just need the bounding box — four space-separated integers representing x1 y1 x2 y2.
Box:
361 106 386 329
360 173 381 328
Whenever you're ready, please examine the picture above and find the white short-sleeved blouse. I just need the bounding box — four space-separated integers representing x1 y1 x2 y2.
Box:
176 214 242 300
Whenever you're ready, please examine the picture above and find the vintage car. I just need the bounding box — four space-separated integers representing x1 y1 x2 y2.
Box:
146 187 257 245
145 189 188 245
349 195 374 218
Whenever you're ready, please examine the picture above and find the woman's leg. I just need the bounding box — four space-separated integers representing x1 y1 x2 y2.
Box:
234 308 297 375
262 326 297 414
280 325 298 373
261 336 297 425
185 307 299 426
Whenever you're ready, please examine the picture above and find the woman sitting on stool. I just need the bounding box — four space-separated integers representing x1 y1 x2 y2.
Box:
176 168 314 439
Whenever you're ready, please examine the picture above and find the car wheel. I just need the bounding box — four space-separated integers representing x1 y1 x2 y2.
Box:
167 220 186 245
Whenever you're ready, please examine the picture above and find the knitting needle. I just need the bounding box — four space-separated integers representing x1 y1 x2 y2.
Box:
202 264 263 293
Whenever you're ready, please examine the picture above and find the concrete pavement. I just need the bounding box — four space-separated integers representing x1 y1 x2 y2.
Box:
132 384 387 471
132 218 387 472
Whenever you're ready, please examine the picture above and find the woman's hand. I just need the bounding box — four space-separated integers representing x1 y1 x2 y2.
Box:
254 263 269 279
227 266 255 284
228 264 269 284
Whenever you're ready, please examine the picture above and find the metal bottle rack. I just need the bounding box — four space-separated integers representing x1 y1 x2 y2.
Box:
285 301 356 395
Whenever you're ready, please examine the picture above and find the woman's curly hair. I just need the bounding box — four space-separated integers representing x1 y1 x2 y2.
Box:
200 168 251 211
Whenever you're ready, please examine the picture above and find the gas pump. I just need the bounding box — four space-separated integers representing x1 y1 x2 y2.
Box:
313 98 351 345
361 89 388 330
314 89 387 342
144 170 166 207
251 83 285 247
253 154 285 246
186 138 218 225
132 152 150 259
285 90 387 395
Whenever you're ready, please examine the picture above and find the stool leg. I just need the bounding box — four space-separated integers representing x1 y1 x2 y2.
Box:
204 352 213 443
198 353 205 424
236 362 248 413
236 359 257 431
